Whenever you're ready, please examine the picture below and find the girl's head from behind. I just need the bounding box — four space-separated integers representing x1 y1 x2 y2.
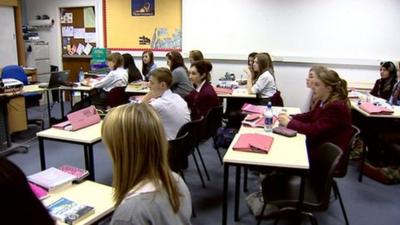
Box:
122 53 136 69
189 50 204 64
380 61 397 79
102 103 170 206
166 51 185 71
0 157 54 225
107 52 124 70
142 50 154 65
189 60 213 84
313 67 348 105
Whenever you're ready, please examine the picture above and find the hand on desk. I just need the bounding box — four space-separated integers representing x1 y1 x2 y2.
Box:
278 112 292 127
80 78 92 87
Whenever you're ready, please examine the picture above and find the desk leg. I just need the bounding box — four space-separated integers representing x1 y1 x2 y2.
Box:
84 144 95 181
222 164 229 225
234 166 241 221
46 90 51 126
243 167 248 192
358 142 367 182
38 137 46 170
60 89 65 118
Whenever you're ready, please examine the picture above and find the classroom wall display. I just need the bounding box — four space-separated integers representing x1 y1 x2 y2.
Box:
104 0 181 51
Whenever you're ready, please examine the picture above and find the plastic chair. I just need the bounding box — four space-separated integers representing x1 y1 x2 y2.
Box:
195 105 224 181
106 86 129 108
176 116 206 188
257 143 345 225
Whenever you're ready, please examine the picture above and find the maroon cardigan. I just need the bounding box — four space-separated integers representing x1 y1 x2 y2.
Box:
185 82 219 120
287 100 352 168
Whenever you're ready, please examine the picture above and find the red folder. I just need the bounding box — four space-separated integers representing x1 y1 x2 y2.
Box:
359 102 394 115
233 133 274 153
242 114 277 128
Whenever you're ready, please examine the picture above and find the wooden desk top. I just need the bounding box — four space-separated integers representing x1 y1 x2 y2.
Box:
351 101 400 118
23 84 47 93
36 122 102 144
224 107 309 170
43 181 115 225
59 84 94 91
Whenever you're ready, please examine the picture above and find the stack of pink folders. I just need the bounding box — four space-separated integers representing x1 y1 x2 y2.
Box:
214 87 233 95
359 102 394 115
233 133 274 154
29 182 49 200
241 103 265 114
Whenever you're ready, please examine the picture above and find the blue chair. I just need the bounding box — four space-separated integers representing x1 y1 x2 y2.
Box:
1 65 44 130
1 65 42 107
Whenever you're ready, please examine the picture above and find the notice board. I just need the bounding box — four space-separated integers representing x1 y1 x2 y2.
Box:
103 0 182 51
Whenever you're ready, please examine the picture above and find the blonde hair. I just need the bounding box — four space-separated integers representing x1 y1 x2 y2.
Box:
102 103 181 212
316 68 349 107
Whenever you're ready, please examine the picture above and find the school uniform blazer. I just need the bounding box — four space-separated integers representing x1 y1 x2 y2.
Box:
370 78 395 101
185 82 220 120
287 100 352 169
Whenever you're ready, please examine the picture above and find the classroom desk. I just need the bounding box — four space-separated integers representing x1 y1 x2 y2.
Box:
36 122 102 180
43 181 114 225
125 83 149 94
23 84 52 126
216 88 256 98
350 101 400 181
58 85 95 117
222 107 309 225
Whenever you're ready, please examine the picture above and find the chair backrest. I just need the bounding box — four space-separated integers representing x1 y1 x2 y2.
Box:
333 125 361 178
310 142 343 209
107 86 129 108
1 65 28 85
200 105 223 141
271 90 284 106
177 116 204 148
168 132 190 173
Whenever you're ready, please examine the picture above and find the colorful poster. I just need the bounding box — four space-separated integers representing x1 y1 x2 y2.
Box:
131 0 155 16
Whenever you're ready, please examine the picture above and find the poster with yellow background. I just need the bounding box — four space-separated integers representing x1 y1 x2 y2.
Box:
104 0 181 50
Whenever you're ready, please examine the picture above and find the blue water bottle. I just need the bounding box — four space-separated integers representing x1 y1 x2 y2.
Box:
264 101 273 132
78 67 84 82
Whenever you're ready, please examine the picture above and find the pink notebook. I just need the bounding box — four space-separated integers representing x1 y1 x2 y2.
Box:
233 133 274 153
359 102 394 115
52 105 101 131
29 182 49 200
241 103 265 114
242 114 277 128
214 87 233 94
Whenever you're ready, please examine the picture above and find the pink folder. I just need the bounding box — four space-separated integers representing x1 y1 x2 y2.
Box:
241 103 265 114
233 133 274 153
242 114 277 128
214 87 233 94
359 102 394 115
52 105 100 131
29 182 49 200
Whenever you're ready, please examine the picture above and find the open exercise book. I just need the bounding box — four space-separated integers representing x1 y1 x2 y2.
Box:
47 197 94 225
233 133 274 154
242 113 277 128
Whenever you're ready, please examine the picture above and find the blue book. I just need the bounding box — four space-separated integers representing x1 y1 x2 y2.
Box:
47 197 94 225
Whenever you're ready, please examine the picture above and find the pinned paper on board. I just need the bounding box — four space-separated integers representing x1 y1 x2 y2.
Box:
84 32 96 43
76 43 85 55
84 43 93 55
61 26 74 37
84 7 96 28
73 28 85 39
65 13 73 23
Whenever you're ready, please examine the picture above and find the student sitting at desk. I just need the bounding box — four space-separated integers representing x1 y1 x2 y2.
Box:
246 53 277 105
141 68 190 140
102 104 192 225
278 68 352 168
79 52 128 110
302 65 325 112
142 50 157 81
0 157 55 225
122 53 142 82
185 60 219 120
166 51 194 98
389 61 400 106
370 61 397 101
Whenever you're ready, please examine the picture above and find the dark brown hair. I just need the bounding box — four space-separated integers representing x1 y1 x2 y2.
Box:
190 60 213 82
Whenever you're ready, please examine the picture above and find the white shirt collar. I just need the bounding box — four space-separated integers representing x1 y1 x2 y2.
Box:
196 80 206 92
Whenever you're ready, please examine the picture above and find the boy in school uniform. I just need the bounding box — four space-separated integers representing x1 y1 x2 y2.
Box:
141 68 190 140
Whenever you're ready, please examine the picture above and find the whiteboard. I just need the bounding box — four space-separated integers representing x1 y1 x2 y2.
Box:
0 6 18 68
182 0 400 61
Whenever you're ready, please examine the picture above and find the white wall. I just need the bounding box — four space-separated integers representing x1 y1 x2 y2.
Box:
0 6 18 67
25 0 399 108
